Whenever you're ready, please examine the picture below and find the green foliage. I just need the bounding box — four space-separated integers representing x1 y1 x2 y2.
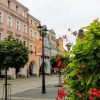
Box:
0 35 29 69
64 19 100 100
50 54 70 74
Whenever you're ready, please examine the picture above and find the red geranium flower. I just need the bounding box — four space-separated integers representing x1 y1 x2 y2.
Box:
57 88 66 99
54 67 59 72
57 61 62 67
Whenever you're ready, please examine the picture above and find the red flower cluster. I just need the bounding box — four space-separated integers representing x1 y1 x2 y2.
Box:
57 61 62 67
56 88 66 100
61 82 67 86
76 90 83 98
56 56 60 62
88 88 100 100
54 67 59 72
77 64 86 69
54 56 62 73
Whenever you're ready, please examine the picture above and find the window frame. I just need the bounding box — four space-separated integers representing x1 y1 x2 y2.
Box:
7 15 12 27
23 40 27 47
23 24 27 33
0 32 2 41
8 0 11 8
30 28 33 37
0 11 3 23
30 43 33 51
16 20 20 30
16 5 19 13
35 31 38 39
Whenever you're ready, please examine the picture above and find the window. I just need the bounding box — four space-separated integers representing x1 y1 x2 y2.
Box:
30 43 33 50
23 11 26 18
23 24 27 33
35 32 38 39
16 20 20 30
16 6 19 13
8 0 11 8
0 33 2 40
23 41 27 46
30 19 33 24
35 23 37 27
7 16 12 27
0 11 3 23
30 28 33 37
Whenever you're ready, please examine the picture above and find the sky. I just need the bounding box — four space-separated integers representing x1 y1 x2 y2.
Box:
17 0 100 46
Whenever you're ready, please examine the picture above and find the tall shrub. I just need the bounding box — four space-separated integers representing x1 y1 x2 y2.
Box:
64 19 100 100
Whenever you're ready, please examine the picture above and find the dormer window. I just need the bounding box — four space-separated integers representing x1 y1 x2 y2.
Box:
8 0 11 8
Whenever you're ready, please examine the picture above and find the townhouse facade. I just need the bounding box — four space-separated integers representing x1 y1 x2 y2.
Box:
48 29 58 57
56 37 65 56
0 0 29 79
28 14 40 76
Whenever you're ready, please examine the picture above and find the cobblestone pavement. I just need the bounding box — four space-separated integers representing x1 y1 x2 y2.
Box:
0 75 63 100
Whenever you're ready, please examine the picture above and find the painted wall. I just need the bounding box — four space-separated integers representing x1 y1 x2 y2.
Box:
0 0 29 79
27 14 40 76
57 37 65 55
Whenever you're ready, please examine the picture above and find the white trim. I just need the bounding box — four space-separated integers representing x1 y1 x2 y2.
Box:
23 11 26 18
8 0 11 8
30 18 33 24
16 19 20 30
0 11 3 23
16 5 19 13
7 15 12 27
30 28 33 37
0 32 2 40
30 43 33 50
35 31 38 39
23 24 27 34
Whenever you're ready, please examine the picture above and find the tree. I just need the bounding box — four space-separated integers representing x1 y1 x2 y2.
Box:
0 35 29 100
64 19 100 100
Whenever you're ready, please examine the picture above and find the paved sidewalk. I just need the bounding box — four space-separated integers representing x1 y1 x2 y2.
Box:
0 75 63 100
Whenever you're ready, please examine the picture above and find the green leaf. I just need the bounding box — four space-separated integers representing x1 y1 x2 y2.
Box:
84 73 94 85
67 69 79 77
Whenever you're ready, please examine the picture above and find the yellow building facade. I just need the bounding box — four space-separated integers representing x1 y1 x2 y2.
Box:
56 37 65 55
28 14 40 76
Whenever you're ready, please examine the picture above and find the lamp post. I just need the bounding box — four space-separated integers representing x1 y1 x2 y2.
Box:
37 25 48 93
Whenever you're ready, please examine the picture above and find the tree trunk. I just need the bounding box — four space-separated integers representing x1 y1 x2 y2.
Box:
5 68 7 100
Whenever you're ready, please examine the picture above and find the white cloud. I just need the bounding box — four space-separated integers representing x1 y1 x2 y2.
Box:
17 0 100 45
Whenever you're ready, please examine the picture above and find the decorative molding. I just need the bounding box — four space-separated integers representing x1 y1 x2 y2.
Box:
7 30 13 35
0 28 4 31
15 33 21 37
23 36 28 40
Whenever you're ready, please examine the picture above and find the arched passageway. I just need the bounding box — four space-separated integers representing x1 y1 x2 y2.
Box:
29 61 36 76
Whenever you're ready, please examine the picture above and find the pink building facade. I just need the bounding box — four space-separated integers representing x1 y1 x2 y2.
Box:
0 0 29 79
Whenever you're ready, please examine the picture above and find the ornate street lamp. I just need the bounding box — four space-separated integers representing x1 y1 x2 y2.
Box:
66 42 72 52
37 25 48 93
